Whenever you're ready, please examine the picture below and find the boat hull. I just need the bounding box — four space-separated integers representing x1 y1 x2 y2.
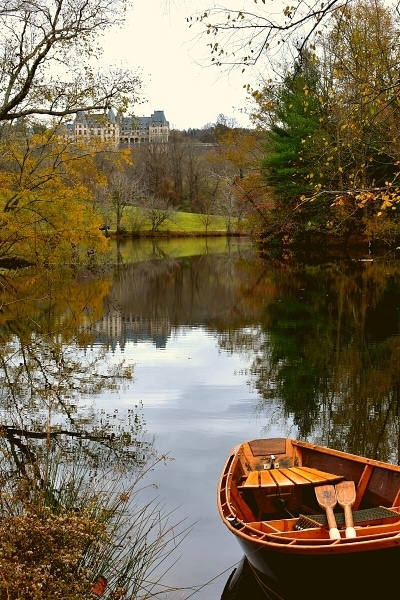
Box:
238 536 400 599
221 556 268 600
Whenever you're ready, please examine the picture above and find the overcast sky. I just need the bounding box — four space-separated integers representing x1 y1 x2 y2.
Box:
101 0 256 130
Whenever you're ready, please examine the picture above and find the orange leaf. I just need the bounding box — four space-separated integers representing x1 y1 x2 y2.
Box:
91 576 107 596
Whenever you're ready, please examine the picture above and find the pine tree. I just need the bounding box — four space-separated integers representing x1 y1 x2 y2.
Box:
263 52 324 206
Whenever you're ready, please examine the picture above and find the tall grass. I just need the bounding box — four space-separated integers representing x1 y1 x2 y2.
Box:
0 437 192 599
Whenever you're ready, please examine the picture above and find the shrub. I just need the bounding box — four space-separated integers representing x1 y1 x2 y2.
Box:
0 443 190 599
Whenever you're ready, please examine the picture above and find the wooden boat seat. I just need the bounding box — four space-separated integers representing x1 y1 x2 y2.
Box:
239 466 344 492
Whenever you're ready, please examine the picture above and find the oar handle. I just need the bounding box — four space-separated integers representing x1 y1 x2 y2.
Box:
343 505 356 538
326 507 341 540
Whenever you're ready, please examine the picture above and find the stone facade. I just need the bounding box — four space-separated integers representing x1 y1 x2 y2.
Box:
119 110 169 145
66 109 170 146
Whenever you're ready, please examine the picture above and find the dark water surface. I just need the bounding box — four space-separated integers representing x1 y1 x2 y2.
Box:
2 237 400 599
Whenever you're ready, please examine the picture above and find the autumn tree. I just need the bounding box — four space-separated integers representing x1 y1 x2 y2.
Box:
165 131 212 209
191 0 399 78
130 133 217 211
304 0 400 245
167 130 239 211
317 0 400 190
94 148 142 235
0 0 144 266
165 131 186 204
216 181 246 233
183 141 210 208
202 130 257 233
196 188 219 233
132 143 172 201
0 121 109 265
107 172 141 234
206 120 270 232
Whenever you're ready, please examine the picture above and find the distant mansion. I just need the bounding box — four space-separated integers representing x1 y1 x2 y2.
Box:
65 109 170 145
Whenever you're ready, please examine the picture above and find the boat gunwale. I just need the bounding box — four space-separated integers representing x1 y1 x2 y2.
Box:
292 439 400 473
218 438 400 555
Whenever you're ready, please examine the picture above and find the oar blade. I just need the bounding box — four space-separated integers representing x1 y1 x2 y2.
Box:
315 484 337 509
336 480 356 506
315 484 340 539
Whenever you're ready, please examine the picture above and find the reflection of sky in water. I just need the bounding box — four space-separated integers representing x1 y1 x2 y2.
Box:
99 327 291 599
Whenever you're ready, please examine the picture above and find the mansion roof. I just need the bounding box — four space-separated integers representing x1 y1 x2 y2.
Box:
67 109 170 145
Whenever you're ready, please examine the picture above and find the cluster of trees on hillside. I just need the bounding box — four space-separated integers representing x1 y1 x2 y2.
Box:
194 0 400 251
104 122 260 234
0 112 262 265
3 0 400 268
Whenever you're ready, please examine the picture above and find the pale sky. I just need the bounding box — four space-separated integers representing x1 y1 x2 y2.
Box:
101 0 256 130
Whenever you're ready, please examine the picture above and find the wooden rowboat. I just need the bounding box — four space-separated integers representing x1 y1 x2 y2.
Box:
217 438 400 600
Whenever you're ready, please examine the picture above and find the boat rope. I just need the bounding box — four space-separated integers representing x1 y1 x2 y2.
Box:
249 564 286 600
183 558 248 599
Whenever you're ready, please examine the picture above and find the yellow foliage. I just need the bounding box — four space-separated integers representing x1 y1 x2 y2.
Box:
332 187 400 218
0 124 110 266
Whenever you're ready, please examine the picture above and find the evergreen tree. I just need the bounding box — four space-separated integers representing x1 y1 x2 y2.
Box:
262 51 325 207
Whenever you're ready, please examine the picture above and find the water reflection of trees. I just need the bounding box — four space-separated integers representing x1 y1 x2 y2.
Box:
219 260 400 464
12 248 396 468
0 267 149 483
0 264 194 600
109 250 263 329
80 245 400 465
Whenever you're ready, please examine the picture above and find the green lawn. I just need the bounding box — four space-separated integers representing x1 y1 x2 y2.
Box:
163 211 227 233
121 208 233 235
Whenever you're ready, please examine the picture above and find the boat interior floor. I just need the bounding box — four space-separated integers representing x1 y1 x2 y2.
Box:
298 505 399 527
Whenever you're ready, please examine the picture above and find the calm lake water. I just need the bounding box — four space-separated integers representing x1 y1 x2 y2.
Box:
92 238 400 599
95 238 273 599
2 237 400 599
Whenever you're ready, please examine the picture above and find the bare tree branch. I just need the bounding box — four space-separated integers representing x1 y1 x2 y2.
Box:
189 0 351 68
0 0 142 121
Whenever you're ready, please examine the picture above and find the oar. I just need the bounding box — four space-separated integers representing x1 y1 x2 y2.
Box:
315 484 341 540
336 480 357 538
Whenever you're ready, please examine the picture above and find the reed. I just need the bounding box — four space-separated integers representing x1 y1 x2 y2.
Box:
0 438 191 599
